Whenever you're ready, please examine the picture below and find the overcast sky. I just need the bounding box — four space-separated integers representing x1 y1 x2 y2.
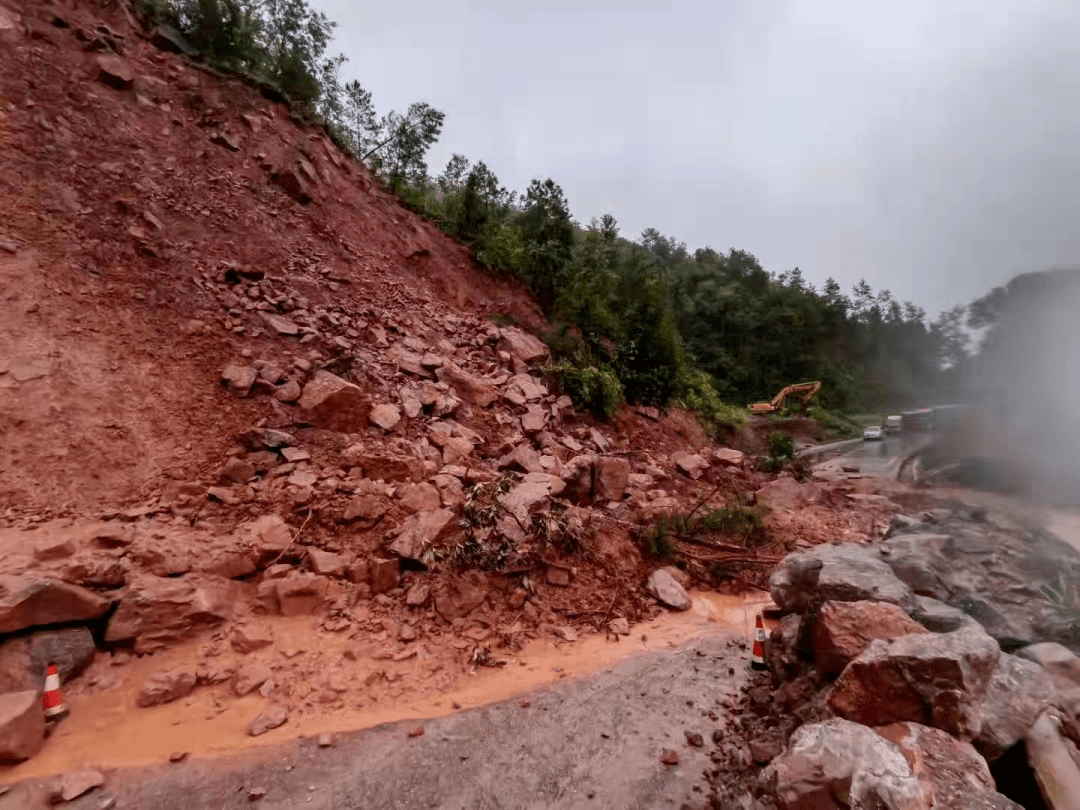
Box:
314 0 1080 315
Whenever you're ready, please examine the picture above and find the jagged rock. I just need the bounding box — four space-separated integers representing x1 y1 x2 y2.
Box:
609 618 630 636
233 663 273 696
827 624 1000 739
273 380 302 402
33 536 74 561
756 476 823 511
240 428 294 450
389 346 432 378
504 374 548 406
248 703 288 736
911 595 971 633
766 718 928 810
370 558 399 595
974 652 1053 761
813 600 927 675
50 769 106 802
221 364 257 396
238 515 293 563
258 311 300 336
874 722 1000 808
1017 642 1080 692
765 613 807 682
0 575 110 634
266 572 325 616
713 448 745 467
307 548 345 578
210 130 240 151
230 624 273 654
218 456 255 484
346 449 425 483
434 571 487 620
497 327 549 365
520 404 548 433
106 573 234 653
671 451 709 479
440 436 475 466
593 457 630 502
387 509 454 562
137 669 196 707
0 628 96 693
437 363 499 408
646 568 692 611
770 544 917 615
369 403 401 431
96 54 134 90
343 494 389 525
297 370 369 431
270 161 317 205
498 444 544 474
405 583 430 607
398 483 442 513
0 690 44 763
560 455 595 504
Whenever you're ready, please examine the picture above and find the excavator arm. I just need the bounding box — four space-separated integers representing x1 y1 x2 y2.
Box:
748 381 821 414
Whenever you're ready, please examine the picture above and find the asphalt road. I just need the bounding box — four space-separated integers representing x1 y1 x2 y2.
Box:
2 632 750 810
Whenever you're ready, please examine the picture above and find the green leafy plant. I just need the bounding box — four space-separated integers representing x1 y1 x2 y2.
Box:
531 508 581 556
677 369 746 435
546 362 624 419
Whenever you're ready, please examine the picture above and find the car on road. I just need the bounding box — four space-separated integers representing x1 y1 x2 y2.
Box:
863 425 884 441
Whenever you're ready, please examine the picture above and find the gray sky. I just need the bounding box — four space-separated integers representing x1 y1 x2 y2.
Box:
315 0 1080 315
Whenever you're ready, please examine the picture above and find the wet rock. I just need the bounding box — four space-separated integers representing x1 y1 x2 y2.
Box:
765 613 808 682
297 371 369 432
974 652 1053 761
0 690 44 763
248 786 267 800
137 669 196 707
50 768 106 802
434 571 487 621
0 628 96 693
437 363 499 408
387 509 454 562
268 572 325 616
827 624 1000 739
270 161 317 205
504 374 548 405
106 573 234 654
546 566 570 587
713 448 745 467
813 600 927 675
239 515 293 563
399 624 418 642
221 364 258 397
755 476 823 511
230 625 273 654
0 574 110 634
346 450 425 483
405 583 430 607
258 312 300 336
498 444 544 474
497 327 549 365
520 404 548 434
343 494 389 525
33 537 75 562
408 723 425 738
660 749 680 766
609 618 630 636
307 548 345 578
210 130 240 151
594 457 630 502
1017 642 1080 692
397 483 442 513
874 722 999 808
671 451 709 479
273 380 302 403
370 558 399 595
911 595 970 633
770 544 916 615
234 663 273 696
248 704 288 736
96 54 133 90
766 718 927 810
560 455 595 505
369 403 401 431
646 568 692 611
317 733 335 748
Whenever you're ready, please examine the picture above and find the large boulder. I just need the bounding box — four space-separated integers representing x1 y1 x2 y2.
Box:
766 718 928 810
387 509 454 562
813 600 927 675
827 624 1000 740
873 722 1005 809
1017 642 1080 692
593 457 630 502
106 573 235 654
0 690 45 763
770 545 916 615
434 571 487 621
497 444 544 475
0 628 96 692
671 451 709 480
646 568 692 611
974 653 1053 761
297 370 369 431
497 327 549 365
0 575 110 634
911 595 971 633
766 613 809 682
436 363 499 408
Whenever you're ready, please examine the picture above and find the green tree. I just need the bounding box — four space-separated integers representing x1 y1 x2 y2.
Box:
518 179 575 311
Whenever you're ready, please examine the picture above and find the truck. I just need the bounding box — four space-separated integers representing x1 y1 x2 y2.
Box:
884 415 902 435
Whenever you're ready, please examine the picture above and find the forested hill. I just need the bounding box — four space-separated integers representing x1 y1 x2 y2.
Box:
137 0 971 424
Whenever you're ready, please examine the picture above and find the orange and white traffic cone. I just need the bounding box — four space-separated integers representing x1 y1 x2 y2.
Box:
751 614 768 671
42 664 69 721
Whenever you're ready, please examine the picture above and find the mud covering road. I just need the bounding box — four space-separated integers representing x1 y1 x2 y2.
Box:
1 632 749 810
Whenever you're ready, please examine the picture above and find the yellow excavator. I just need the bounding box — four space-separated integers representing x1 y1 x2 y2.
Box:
748 381 821 414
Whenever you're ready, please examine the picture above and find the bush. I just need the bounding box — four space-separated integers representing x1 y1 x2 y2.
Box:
677 370 746 435
768 430 796 460
547 363 624 419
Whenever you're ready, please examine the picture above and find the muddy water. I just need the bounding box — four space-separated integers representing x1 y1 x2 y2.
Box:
1 591 772 781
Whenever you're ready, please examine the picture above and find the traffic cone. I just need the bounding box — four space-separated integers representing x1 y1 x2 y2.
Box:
751 614 768 671
41 664 69 720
